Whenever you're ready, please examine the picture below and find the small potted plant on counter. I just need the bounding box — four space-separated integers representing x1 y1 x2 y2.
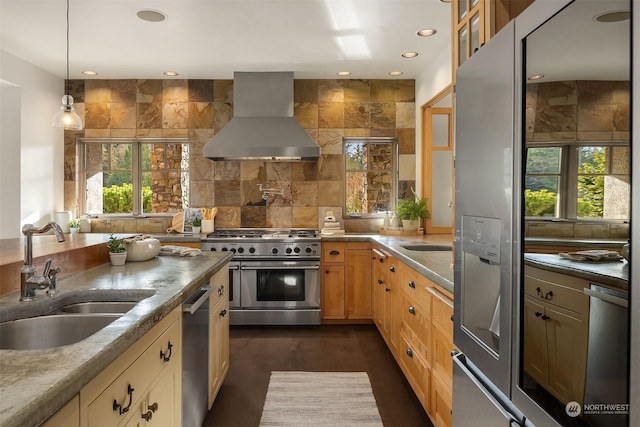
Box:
191 217 202 234
69 218 81 234
394 189 430 231
107 234 127 266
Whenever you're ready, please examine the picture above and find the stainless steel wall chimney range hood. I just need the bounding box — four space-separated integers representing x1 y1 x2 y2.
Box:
203 72 320 161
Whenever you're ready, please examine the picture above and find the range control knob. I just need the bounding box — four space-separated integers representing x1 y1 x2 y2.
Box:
210 247 217 252
230 248 237 254
305 246 313 253
237 247 245 254
271 247 279 254
221 247 228 252
285 247 293 254
294 247 301 253
249 247 256 254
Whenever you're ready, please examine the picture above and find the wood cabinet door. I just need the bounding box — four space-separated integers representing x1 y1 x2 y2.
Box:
347 249 372 319
145 363 181 427
545 305 586 405
523 296 549 385
322 264 346 319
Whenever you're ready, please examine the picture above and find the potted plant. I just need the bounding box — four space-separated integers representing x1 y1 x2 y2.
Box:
191 217 202 234
393 189 430 231
106 234 127 266
69 218 81 234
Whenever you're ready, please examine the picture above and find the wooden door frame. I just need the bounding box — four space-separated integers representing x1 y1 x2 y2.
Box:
421 85 454 235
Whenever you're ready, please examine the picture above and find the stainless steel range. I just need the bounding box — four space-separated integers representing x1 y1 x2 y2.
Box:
201 228 321 325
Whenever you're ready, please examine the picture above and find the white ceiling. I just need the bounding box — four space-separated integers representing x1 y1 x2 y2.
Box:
0 0 453 80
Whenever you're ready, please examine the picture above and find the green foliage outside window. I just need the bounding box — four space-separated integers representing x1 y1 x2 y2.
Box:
103 183 153 213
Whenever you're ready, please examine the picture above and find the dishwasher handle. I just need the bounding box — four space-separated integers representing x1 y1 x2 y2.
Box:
583 286 628 308
183 285 216 314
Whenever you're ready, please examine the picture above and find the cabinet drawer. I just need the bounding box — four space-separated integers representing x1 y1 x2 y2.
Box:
429 286 453 338
400 294 431 355
431 372 452 427
401 267 432 313
524 272 588 315
86 320 180 427
210 267 230 306
322 242 346 263
399 331 431 413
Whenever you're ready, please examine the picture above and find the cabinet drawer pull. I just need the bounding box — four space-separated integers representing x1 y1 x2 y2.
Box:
389 266 395 273
148 402 159 413
113 384 134 415
378 279 384 285
408 306 416 315
141 410 153 421
406 348 413 358
220 309 227 317
545 291 553 300
534 311 550 321
385 288 390 293
160 341 173 362
218 285 225 296
408 280 416 289
329 250 340 255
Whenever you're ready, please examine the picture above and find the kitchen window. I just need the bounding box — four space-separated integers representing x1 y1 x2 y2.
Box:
344 137 397 216
524 143 630 220
79 138 190 216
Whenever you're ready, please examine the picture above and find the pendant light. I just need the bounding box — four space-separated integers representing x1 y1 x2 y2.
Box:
52 0 83 130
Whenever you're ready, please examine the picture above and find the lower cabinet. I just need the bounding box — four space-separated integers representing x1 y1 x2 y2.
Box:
321 242 371 321
372 255 454 427
42 395 80 427
209 267 230 408
79 307 182 427
523 266 589 406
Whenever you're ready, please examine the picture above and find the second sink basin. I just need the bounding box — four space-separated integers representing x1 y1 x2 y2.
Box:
0 314 121 350
401 244 452 252
57 301 139 314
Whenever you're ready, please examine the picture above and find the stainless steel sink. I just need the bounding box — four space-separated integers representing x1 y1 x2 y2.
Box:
401 244 452 252
57 301 139 314
0 314 121 350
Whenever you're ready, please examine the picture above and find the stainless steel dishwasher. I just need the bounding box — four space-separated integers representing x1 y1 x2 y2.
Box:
583 283 629 426
182 279 216 427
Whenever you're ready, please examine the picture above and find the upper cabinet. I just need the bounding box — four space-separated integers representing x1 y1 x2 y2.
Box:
451 0 534 82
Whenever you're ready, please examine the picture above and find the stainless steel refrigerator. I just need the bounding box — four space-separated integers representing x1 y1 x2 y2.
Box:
452 0 636 426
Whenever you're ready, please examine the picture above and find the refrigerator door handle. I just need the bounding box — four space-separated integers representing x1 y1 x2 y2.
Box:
453 351 525 426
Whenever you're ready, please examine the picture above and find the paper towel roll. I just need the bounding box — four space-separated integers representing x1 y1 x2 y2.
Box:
55 212 72 233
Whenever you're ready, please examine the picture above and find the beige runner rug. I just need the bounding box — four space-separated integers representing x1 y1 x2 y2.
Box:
259 371 384 426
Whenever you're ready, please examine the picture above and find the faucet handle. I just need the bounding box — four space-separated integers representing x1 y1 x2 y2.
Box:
47 266 62 297
42 259 52 277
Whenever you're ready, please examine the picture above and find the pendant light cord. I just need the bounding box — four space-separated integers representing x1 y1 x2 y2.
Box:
65 0 70 96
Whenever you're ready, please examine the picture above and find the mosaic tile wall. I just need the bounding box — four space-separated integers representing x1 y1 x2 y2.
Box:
63 79 416 233
525 80 630 239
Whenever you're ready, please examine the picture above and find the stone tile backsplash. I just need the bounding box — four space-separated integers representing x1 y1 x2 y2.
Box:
65 78 416 233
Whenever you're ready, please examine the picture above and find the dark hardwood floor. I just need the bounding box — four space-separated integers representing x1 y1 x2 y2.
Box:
202 324 433 427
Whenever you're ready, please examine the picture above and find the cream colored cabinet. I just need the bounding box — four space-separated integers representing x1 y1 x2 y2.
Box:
209 267 230 408
42 395 80 427
523 266 589 406
79 307 182 427
321 242 371 321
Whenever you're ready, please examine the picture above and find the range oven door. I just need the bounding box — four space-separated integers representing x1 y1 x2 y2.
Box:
228 261 240 309
240 260 320 309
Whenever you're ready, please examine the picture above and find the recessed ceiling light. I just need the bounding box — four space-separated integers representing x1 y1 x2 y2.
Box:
528 73 545 80
594 10 630 23
337 71 352 76
388 71 403 76
164 71 179 77
417 29 437 37
82 70 98 76
402 52 419 58
137 9 167 22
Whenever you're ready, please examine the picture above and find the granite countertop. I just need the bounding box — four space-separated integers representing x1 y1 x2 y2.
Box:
321 233 455 294
0 252 231 427
524 253 629 291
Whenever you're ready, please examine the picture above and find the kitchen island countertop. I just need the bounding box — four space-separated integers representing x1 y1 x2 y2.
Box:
524 253 629 291
0 252 231 427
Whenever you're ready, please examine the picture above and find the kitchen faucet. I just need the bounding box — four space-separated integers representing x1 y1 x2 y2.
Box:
20 222 65 301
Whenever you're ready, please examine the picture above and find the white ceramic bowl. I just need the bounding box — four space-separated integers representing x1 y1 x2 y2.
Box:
125 238 161 262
